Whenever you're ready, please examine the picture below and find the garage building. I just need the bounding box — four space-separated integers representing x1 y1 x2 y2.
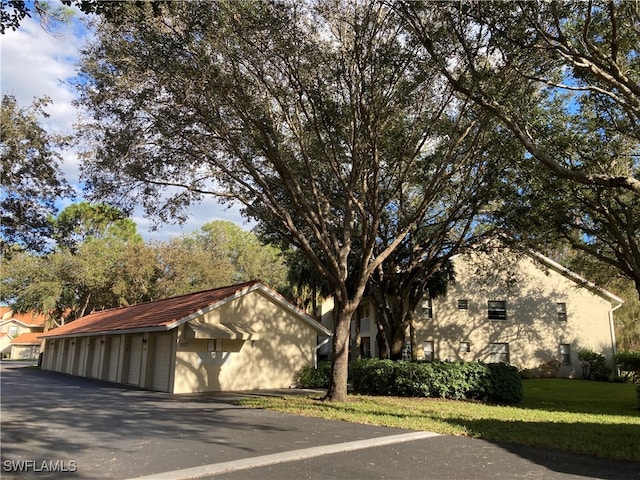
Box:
39 281 331 393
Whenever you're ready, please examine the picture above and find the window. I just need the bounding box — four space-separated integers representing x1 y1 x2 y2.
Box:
487 300 507 320
560 344 571 365
423 340 434 361
422 298 433 319
360 317 371 333
489 343 510 363
457 299 469 310
459 342 470 354
557 303 567 321
8 325 18 337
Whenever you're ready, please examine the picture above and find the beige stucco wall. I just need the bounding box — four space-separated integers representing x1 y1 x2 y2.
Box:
173 290 318 393
0 321 33 336
414 251 617 376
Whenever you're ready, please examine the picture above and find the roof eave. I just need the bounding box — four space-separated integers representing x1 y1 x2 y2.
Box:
165 283 332 336
250 283 332 336
528 250 625 306
38 325 173 340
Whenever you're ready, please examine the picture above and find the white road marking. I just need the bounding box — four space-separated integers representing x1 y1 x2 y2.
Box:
127 431 440 479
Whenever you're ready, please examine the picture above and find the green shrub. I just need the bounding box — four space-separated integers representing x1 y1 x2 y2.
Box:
294 361 332 388
615 351 640 383
349 359 397 395
488 362 523 404
349 359 522 404
519 368 535 379
577 348 612 381
537 359 560 378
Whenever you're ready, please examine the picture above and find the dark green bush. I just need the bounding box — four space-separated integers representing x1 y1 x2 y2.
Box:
577 348 612 381
349 359 522 404
349 358 397 395
615 351 640 383
294 361 332 388
488 362 523 404
537 359 560 378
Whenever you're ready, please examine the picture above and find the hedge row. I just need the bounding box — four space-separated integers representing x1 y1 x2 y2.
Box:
615 351 640 383
349 359 522 404
295 359 522 404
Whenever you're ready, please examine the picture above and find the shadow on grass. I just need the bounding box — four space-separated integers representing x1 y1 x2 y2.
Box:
521 378 640 416
444 415 640 462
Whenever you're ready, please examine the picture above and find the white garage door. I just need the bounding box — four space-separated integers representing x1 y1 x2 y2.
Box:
89 338 101 378
127 335 144 386
64 339 73 374
75 338 87 375
152 334 172 392
107 336 121 382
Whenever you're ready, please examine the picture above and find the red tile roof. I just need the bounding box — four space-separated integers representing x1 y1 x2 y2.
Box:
9 332 43 345
0 310 46 327
39 280 331 339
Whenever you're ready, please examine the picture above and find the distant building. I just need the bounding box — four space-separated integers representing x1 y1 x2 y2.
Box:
0 308 46 360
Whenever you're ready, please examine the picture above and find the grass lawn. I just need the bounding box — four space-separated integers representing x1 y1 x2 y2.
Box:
239 378 640 462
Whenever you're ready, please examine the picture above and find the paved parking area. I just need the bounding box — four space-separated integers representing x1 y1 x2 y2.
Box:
1 362 639 479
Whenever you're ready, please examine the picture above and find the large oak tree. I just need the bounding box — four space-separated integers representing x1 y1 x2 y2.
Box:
399 0 640 296
74 1 497 400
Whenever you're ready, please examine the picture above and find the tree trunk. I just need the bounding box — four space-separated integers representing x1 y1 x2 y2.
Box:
312 281 318 321
353 316 361 361
389 327 406 360
410 317 418 361
325 303 354 402
376 328 390 359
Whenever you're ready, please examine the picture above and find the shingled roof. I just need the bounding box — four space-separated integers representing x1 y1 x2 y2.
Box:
7 332 43 345
40 280 330 339
0 308 46 327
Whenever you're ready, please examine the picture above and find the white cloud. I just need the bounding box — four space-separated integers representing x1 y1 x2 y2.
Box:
1 12 87 186
1 7 250 242
134 200 256 242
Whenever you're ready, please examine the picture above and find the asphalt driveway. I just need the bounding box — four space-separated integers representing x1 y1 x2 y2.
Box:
1 361 638 479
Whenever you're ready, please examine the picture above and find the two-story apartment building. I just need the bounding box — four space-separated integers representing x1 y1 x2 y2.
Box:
319 248 624 377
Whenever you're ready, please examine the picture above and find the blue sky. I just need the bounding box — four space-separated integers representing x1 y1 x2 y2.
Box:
0 4 249 242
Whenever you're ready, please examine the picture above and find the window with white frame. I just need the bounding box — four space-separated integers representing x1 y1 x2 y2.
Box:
422 298 433 319
8 325 18 337
556 303 567 321
487 300 507 320
489 343 510 363
457 299 469 310
560 343 571 365
423 340 434 361
459 341 470 354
